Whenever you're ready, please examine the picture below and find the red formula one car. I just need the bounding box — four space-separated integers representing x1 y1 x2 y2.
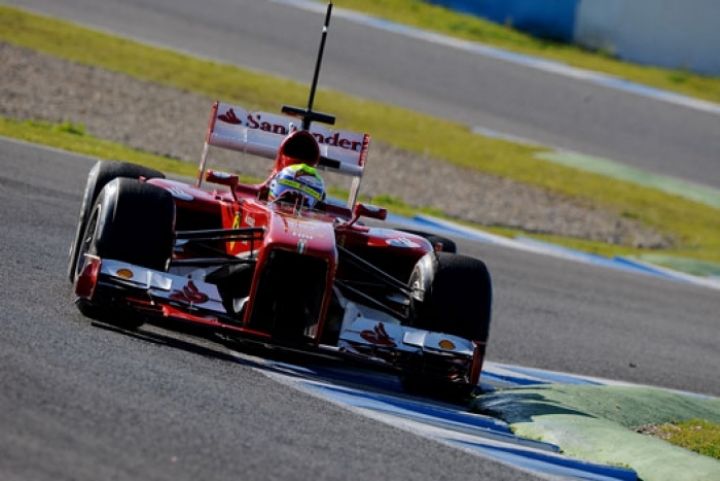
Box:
67 4 492 397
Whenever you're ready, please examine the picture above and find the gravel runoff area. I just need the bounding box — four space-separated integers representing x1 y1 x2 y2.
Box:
0 43 670 247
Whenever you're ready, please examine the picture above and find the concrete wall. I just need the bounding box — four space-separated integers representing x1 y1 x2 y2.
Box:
575 0 720 75
428 0 720 75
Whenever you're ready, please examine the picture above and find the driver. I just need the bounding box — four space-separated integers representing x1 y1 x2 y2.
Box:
267 163 326 209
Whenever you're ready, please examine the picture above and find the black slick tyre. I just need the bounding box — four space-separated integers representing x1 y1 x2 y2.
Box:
403 252 492 398
74 178 175 329
68 161 164 282
409 252 492 341
91 178 175 270
400 229 457 253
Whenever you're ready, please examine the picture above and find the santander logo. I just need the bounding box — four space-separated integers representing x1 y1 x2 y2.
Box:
217 108 362 152
218 108 242 125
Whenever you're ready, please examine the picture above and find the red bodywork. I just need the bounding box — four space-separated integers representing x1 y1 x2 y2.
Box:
139 171 431 345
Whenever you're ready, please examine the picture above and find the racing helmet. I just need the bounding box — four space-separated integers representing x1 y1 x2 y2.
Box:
276 130 321 170
268 163 326 209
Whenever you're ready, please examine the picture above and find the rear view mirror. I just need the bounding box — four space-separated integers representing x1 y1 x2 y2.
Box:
353 203 387 221
205 170 239 188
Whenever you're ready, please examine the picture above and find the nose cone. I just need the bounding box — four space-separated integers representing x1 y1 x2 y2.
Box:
267 213 337 259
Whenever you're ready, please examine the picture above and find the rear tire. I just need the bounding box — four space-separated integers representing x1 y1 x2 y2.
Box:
400 229 457 253
68 161 164 282
402 252 492 399
74 178 175 329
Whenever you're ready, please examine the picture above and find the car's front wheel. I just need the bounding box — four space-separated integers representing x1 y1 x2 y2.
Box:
74 178 175 329
68 161 164 283
402 252 492 398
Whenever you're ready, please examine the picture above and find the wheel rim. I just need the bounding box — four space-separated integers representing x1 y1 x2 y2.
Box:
74 205 99 281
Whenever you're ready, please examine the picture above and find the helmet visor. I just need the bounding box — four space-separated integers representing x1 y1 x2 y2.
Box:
268 164 325 209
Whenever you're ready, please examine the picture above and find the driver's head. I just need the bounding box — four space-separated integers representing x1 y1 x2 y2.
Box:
268 163 325 209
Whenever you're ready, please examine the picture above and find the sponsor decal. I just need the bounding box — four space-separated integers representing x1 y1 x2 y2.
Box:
290 230 315 241
229 212 241 251
308 131 363 152
116 268 134 280
218 108 242 125
217 108 362 151
246 112 295 135
360 322 396 347
386 237 422 249
438 339 456 351
169 280 209 305
286 219 321 240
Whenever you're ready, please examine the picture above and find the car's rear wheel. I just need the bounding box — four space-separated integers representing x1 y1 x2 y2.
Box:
402 252 492 398
400 229 457 253
74 178 175 329
68 161 164 282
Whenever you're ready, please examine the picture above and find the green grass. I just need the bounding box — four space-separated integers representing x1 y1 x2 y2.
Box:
332 0 720 104
0 118 197 177
0 117 269 184
2 6 720 264
648 419 720 460
475 385 720 481
480 225 648 259
629 254 720 277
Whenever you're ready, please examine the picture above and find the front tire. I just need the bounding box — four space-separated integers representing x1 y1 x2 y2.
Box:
68 161 164 282
409 252 492 341
403 252 492 398
74 178 175 329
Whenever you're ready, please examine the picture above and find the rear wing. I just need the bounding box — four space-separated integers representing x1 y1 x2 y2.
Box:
198 102 371 207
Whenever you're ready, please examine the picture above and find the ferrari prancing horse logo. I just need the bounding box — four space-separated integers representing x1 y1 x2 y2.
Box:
360 322 396 347
169 280 209 305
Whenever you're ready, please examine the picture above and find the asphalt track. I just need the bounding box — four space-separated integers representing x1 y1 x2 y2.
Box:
1 138 719 480
5 0 720 188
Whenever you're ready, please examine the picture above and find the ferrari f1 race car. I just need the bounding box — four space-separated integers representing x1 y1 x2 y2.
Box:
68 4 493 397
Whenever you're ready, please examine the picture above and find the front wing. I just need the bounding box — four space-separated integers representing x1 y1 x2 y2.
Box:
76 254 481 384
